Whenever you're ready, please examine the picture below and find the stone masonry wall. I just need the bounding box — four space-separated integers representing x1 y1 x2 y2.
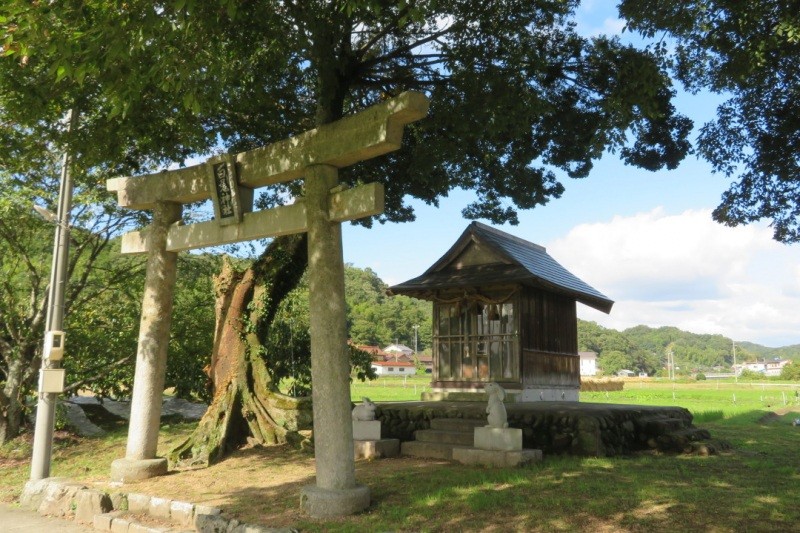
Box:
377 401 701 457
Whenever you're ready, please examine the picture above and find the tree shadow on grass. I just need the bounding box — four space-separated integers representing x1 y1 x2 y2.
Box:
128 409 800 531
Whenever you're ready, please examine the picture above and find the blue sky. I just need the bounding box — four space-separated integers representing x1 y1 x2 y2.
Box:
340 4 800 348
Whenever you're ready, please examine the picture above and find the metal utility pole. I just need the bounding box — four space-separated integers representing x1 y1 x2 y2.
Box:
413 324 419 354
668 349 675 381
732 340 738 383
30 109 78 480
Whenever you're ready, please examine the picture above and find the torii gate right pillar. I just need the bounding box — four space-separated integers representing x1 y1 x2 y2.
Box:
300 164 369 515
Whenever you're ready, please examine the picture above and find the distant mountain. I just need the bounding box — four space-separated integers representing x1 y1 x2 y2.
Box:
735 342 800 362
577 320 800 375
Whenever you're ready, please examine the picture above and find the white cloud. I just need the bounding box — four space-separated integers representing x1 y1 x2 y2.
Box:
574 2 639 40
547 208 800 346
599 17 626 37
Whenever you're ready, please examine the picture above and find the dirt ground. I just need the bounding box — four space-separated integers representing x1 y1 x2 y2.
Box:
96 443 444 529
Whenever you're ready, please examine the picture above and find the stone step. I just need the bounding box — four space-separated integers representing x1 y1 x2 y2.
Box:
401 440 471 461
430 418 486 432
414 429 475 446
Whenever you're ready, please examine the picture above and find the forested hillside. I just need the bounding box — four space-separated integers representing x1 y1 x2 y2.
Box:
736 342 800 363
577 320 800 376
345 267 432 352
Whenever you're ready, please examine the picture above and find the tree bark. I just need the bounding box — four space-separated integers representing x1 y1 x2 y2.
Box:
0 360 25 445
0 345 38 445
169 234 312 467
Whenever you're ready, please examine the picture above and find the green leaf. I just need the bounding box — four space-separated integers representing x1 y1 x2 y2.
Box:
55 65 68 82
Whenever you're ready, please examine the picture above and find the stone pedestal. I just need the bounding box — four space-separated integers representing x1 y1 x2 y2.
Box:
109 458 168 483
452 426 542 467
353 420 381 441
300 485 371 519
474 427 523 451
352 420 398 459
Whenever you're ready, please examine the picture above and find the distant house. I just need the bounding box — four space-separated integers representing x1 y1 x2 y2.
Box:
765 359 791 376
355 344 390 362
579 351 597 377
735 359 791 377
617 369 635 377
372 360 416 376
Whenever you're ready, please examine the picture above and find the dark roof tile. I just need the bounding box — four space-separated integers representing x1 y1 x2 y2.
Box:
389 222 613 313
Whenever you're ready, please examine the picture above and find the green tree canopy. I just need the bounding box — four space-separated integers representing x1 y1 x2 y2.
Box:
598 350 629 376
3 0 692 225
780 362 800 381
0 166 218 443
620 0 800 242
578 320 659 375
0 170 144 442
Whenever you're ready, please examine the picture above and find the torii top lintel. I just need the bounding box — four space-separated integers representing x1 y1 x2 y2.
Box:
106 91 429 210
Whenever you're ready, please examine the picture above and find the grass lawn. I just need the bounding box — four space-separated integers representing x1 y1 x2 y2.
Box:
1 381 799 531
581 379 800 421
351 374 431 402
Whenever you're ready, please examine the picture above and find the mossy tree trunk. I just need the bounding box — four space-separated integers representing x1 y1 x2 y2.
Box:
169 234 312 467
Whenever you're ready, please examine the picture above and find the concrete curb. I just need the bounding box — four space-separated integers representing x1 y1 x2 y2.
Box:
20 478 296 533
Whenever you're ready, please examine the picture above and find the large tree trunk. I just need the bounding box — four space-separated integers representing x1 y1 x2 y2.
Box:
0 362 25 445
0 349 37 445
169 235 312 467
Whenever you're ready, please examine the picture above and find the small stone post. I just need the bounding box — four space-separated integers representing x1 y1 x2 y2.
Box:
300 164 370 517
111 201 182 482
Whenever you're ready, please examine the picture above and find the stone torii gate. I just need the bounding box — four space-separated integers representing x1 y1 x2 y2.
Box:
106 92 429 517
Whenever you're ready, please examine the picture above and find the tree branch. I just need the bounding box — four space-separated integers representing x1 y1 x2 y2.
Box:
0 220 43 289
354 4 413 59
63 354 133 394
360 25 457 71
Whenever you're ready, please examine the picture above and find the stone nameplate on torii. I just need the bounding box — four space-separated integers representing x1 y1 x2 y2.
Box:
106 91 429 517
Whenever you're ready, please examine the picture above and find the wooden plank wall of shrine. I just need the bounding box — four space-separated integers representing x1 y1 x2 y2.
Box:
519 287 580 388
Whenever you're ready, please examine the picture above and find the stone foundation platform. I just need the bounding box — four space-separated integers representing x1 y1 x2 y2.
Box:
378 401 717 457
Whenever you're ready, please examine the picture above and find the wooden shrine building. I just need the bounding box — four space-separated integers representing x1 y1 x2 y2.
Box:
388 222 613 402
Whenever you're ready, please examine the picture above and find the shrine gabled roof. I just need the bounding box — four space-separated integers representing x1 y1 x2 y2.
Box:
388 221 614 313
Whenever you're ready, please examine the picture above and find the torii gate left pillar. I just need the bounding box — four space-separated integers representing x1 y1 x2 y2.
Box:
105 92 429 517
110 201 181 481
